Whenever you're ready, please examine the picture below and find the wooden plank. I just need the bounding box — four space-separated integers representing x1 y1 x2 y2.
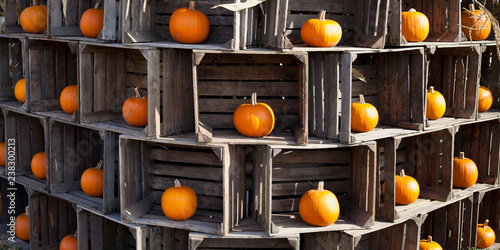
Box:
94 53 106 112
340 53 354 143
147 49 161 138
324 53 339 139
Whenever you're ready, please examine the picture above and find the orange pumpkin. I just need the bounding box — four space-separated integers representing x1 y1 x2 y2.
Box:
301 10 342 47
80 2 104 38
477 219 496 248
0 142 5 166
426 86 446 120
14 78 26 104
461 4 491 41
453 152 478 188
122 87 148 127
351 94 379 132
169 1 210 44
81 160 104 197
60 231 79 250
14 207 30 242
395 169 420 205
402 9 429 42
299 181 340 227
20 5 47 34
161 179 197 221
233 93 275 137
60 85 79 115
31 152 46 180
478 86 493 113
419 236 443 250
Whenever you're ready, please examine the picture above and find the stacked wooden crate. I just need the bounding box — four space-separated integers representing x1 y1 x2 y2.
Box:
0 0 499 249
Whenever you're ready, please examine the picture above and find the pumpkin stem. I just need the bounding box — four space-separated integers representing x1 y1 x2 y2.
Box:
95 160 103 170
133 87 142 98
174 179 181 188
317 181 325 191
459 152 465 159
74 230 78 238
483 219 489 229
319 10 326 21
408 8 417 12
427 236 432 244
428 86 435 93
469 4 475 11
25 206 29 216
359 94 366 104
251 93 258 105
189 1 196 10
94 0 103 9
400 169 406 177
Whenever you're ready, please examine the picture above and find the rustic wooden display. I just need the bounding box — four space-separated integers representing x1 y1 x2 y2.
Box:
47 0 121 42
252 142 377 235
48 119 119 214
4 0 49 36
193 50 308 144
378 128 455 221
479 44 500 119
121 0 258 50
472 186 500 247
120 135 245 235
2 105 49 192
0 36 26 102
387 0 461 46
189 231 300 250
27 188 77 249
260 0 390 50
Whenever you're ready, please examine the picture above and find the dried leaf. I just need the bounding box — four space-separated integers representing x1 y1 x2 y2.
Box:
211 0 266 12
352 68 367 83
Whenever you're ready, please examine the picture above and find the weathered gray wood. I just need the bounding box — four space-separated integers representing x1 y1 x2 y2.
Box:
147 49 160 137
340 53 354 143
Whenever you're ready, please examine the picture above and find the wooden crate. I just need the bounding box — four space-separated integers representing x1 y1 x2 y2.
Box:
189 231 300 250
2 106 49 193
120 135 245 235
48 119 119 214
260 0 389 51
387 0 461 46
4 0 49 36
479 44 500 119
0 177 29 224
461 1 497 42
378 128 455 221
455 120 500 185
474 186 500 234
26 39 78 122
193 50 308 144
426 45 481 129
252 142 377 235
121 0 258 50
47 0 121 42
311 48 426 144
27 188 77 249
0 36 26 102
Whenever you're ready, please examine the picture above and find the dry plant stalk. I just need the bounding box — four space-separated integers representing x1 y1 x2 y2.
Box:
473 0 500 61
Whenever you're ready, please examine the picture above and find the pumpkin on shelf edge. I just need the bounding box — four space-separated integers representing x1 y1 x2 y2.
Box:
60 231 78 250
351 94 379 132
419 236 443 250
169 1 210 44
478 86 493 113
476 219 496 248
426 86 446 120
453 152 478 188
20 4 47 34
395 169 420 205
461 4 491 41
0 142 5 166
233 93 275 137
81 160 104 197
14 78 26 104
60 85 79 115
161 179 197 221
401 9 429 42
80 1 104 38
31 152 46 180
301 10 342 47
14 206 30 242
299 181 340 227
122 87 148 127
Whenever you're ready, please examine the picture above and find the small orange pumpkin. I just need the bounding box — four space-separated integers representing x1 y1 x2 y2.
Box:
122 87 148 127
402 9 429 42
60 85 78 115
81 160 104 197
14 206 30 242
299 181 340 227
233 93 275 137
169 1 210 44
453 152 478 188
419 236 443 250
60 231 78 250
0 142 5 166
461 4 491 41
20 5 47 34
80 2 104 38
31 152 46 180
426 86 446 120
161 179 197 221
395 169 420 205
476 219 496 248
351 94 379 132
301 10 342 47
14 78 26 104
478 86 493 113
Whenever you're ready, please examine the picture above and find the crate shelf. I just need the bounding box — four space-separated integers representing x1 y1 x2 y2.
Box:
473 186 500 239
0 177 29 225
0 35 26 103
478 44 500 120
189 230 300 250
4 0 49 37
